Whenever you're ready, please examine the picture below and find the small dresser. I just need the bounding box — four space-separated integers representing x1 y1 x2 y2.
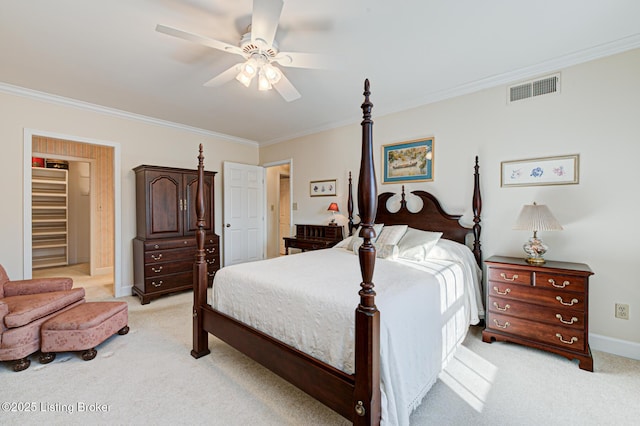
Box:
482 255 594 371
283 224 344 254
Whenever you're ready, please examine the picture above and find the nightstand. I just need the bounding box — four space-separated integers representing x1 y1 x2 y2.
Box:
482 255 594 371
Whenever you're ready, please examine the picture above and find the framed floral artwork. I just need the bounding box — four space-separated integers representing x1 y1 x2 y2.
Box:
310 179 337 196
501 154 579 187
382 137 434 184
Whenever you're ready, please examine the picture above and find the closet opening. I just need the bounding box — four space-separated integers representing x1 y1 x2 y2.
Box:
25 132 120 299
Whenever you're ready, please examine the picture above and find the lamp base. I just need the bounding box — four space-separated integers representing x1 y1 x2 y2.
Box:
522 235 548 265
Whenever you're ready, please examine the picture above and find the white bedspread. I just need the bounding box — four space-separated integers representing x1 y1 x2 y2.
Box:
211 241 482 426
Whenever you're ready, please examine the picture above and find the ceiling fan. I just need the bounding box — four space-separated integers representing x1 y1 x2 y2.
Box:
156 0 328 102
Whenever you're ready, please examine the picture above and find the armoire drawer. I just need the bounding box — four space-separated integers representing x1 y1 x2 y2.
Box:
144 271 193 293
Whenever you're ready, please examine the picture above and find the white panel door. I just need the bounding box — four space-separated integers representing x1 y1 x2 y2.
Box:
223 162 265 266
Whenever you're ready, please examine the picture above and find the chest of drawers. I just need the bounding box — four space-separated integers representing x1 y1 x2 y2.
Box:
482 256 594 371
133 235 219 304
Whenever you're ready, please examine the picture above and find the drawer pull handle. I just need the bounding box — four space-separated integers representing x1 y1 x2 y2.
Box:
207 259 216 264
208 271 216 277
549 278 570 288
493 302 511 311
555 333 578 345
556 296 579 306
206 248 216 254
152 281 163 287
556 314 578 325
493 319 510 329
500 273 518 281
151 254 163 261
151 266 163 273
493 286 511 296
154 244 160 249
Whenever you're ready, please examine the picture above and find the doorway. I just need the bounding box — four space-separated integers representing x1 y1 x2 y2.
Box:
264 160 292 259
23 130 123 297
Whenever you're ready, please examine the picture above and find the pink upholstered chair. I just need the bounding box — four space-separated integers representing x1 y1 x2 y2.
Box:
0 265 85 371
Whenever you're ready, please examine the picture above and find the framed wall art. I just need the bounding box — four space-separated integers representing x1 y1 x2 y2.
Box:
501 154 579 187
310 179 337 197
382 137 434 184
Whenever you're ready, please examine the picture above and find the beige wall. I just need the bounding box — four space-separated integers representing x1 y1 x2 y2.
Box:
260 49 640 352
2 47 638 355
0 90 257 295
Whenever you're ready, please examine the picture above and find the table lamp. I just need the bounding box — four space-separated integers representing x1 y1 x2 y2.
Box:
327 202 339 225
513 202 563 264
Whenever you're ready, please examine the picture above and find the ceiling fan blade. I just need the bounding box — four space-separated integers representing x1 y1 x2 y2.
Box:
273 51 333 69
251 0 283 48
203 64 242 87
156 24 243 56
273 72 301 102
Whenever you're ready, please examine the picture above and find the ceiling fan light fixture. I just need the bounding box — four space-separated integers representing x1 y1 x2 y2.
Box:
235 71 252 87
263 64 281 84
258 71 272 91
241 58 258 77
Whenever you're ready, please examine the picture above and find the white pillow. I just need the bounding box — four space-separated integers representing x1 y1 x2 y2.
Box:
333 236 352 249
347 223 384 251
375 225 408 246
352 240 399 260
397 227 443 262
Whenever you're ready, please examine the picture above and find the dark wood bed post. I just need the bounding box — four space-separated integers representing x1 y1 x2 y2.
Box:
353 79 381 425
192 144 211 358
472 156 482 266
348 172 355 236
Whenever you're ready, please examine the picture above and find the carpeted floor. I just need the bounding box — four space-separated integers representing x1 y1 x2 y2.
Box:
4 267 640 425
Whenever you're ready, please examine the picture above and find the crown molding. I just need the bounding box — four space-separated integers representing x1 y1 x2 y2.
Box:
0 82 259 147
262 34 640 146
380 33 640 119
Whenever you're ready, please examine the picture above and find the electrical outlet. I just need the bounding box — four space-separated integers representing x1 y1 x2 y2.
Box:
615 303 629 320
292 202 298 210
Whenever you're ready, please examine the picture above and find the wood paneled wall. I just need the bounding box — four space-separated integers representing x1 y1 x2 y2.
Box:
32 136 114 270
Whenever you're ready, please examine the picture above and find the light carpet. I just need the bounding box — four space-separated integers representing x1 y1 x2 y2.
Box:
3 286 640 425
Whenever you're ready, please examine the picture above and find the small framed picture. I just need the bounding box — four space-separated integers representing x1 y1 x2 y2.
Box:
501 154 579 187
310 179 337 197
382 137 434 184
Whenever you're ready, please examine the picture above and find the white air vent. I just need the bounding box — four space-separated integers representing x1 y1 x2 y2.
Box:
508 73 560 103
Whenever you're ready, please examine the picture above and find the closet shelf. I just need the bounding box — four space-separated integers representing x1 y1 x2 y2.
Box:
32 167 68 269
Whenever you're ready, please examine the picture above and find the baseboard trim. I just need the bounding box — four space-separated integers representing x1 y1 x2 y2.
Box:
590 333 640 361
116 284 133 299
94 266 113 276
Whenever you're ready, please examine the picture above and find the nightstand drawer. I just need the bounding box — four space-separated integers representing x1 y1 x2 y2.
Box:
488 296 584 329
488 312 586 352
488 268 531 285
488 283 586 311
535 272 586 293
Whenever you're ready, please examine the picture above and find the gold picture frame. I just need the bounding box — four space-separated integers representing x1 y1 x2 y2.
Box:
310 179 337 197
382 137 434 184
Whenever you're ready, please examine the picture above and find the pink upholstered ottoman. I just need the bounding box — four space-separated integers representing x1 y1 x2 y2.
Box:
39 301 129 363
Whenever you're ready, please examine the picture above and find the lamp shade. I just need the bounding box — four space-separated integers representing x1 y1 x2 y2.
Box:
513 202 563 232
327 202 339 212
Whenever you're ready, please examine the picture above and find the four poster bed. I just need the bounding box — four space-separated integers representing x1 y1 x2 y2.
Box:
191 80 483 425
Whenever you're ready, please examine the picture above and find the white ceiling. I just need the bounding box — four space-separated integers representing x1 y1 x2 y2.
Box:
1 1 639 145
